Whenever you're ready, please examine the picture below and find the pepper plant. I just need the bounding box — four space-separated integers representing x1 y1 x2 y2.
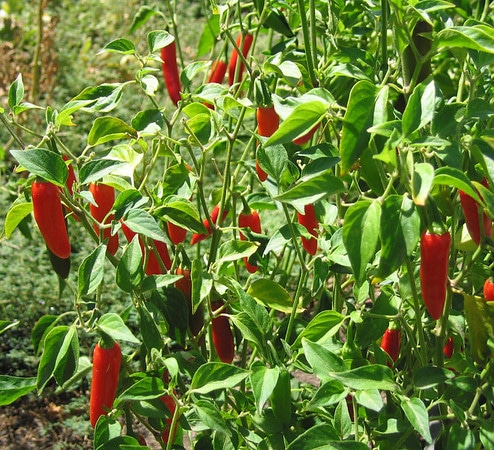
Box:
1 0 494 449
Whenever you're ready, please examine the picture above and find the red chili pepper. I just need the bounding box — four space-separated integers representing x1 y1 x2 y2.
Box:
121 221 171 274
89 183 119 255
238 209 262 273
380 328 401 365
211 301 235 363
161 41 181 106
256 106 279 181
191 204 228 245
160 370 179 444
32 180 71 259
89 341 121 428
297 204 318 255
443 336 454 359
483 277 494 301
167 221 187 245
208 59 227 84
228 33 253 85
176 267 204 337
420 230 451 320
293 123 319 146
459 178 492 245
62 155 77 196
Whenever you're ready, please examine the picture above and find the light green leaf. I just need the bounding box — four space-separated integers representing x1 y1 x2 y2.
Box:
400 396 433 444
190 362 250 394
247 279 297 314
97 313 139 344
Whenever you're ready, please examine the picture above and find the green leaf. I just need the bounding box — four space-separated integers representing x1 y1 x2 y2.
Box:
464 293 494 363
32 315 58 355
197 15 220 57
376 195 420 280
147 30 174 53
403 80 436 137
433 167 480 202
247 279 296 314
194 400 232 436
286 424 341 449
265 101 327 146
355 389 384 412
275 170 346 209
131 109 164 133
399 396 433 444
190 362 250 394
340 80 378 175
330 365 397 391
307 380 346 410
101 38 136 55
302 340 347 382
436 25 494 54
342 200 381 284
79 159 127 185
4 200 33 238
87 116 137 147
72 83 126 113
412 162 435 206
116 376 164 404
116 236 144 292
129 6 160 35
124 209 168 242
0 320 19 336
78 245 107 298
0 375 36 406
292 311 345 349
217 240 258 265
97 313 139 344
250 362 279 414
138 303 164 354
256 143 289 181
160 196 205 234
10 149 68 186
37 326 78 392
8 73 24 109
413 366 455 389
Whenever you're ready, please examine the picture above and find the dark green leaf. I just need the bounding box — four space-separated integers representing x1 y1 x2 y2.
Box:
330 365 397 391
302 340 347 382
147 30 174 53
131 109 164 133
0 375 36 406
72 83 125 113
190 362 250 394
413 366 455 389
399 396 433 444
340 80 378 175
292 311 345 348
116 376 164 404
403 81 436 137
250 362 279 414
343 200 381 284
10 149 68 186
78 245 107 298
79 159 127 185
194 400 232 436
87 116 137 147
286 424 341 449
116 236 144 292
124 209 168 242
307 380 346 409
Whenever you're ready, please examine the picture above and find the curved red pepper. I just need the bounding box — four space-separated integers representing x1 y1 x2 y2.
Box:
167 221 187 245
420 230 451 320
228 33 253 85
32 180 71 259
208 59 227 84
191 205 228 245
297 204 318 255
293 123 319 146
256 106 279 181
238 209 262 273
89 183 119 255
89 341 121 427
161 41 181 106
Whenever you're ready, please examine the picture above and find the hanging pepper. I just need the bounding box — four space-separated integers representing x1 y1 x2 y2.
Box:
380 328 401 366
161 40 181 106
256 105 279 182
211 300 235 363
228 33 253 85
89 183 119 255
297 204 319 255
459 178 492 246
238 208 262 273
420 229 451 320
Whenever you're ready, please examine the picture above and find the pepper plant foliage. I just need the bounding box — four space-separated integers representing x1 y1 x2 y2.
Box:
2 0 494 448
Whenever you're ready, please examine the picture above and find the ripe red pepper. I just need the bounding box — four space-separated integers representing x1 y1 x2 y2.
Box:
293 123 319 146
89 341 121 427
380 328 401 365
161 41 181 106
160 370 179 444
176 267 204 337
62 155 77 196
167 221 187 245
420 230 451 320
121 222 171 274
191 204 228 245
238 209 262 273
32 180 71 259
256 106 279 181
483 277 494 301
443 336 454 359
459 178 492 245
89 183 119 255
228 33 253 85
211 301 235 363
208 59 227 84
297 204 318 255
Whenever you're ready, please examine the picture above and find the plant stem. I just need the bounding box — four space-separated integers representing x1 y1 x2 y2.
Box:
30 0 44 102
296 0 317 86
